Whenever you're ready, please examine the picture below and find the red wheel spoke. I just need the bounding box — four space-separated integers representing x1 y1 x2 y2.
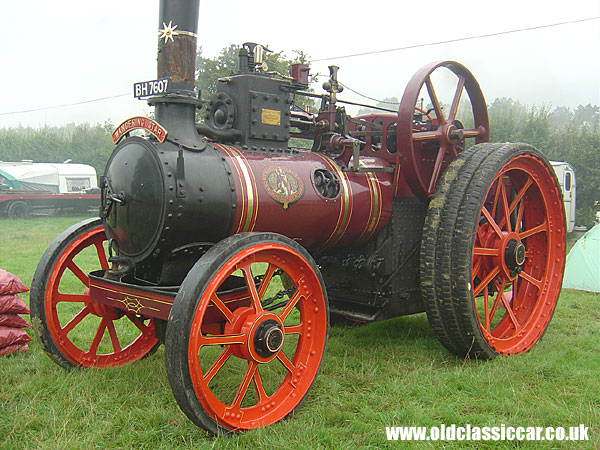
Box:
209 293 234 323
257 264 277 299
198 334 245 346
473 247 501 256
241 263 263 313
509 178 533 216
519 271 543 290
472 258 483 281
203 346 233 384
87 318 108 356
515 201 525 234
276 351 297 375
520 221 548 240
284 324 303 335
448 75 466 121
413 130 442 141
67 261 88 287
428 144 447 194
94 241 109 271
500 292 520 330
61 306 91 335
497 178 533 231
126 314 150 333
500 182 512 232
489 279 506 325
425 76 445 123
41 223 158 369
231 361 258 408
481 206 503 238
278 290 302 320
473 266 501 296
106 320 122 353
483 286 490 331
253 368 268 403
490 177 503 220
56 293 88 303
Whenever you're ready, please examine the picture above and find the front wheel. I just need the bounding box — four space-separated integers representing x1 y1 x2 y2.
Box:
30 218 159 368
7 200 31 219
165 232 329 435
421 143 566 359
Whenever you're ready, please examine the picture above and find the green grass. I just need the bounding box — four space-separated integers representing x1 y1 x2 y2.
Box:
0 216 598 449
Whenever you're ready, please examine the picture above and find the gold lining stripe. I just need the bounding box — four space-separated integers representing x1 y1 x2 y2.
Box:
393 164 402 196
175 30 198 38
90 283 173 305
363 172 383 241
359 170 377 240
217 145 247 233
317 154 352 247
107 296 160 312
225 145 258 232
92 282 250 306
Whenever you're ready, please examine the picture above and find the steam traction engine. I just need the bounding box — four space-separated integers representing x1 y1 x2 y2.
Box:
30 0 566 435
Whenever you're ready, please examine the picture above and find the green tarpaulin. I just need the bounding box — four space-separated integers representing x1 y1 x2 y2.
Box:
562 224 600 293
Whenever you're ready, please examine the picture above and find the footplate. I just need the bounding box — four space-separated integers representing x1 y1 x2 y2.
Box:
88 270 252 322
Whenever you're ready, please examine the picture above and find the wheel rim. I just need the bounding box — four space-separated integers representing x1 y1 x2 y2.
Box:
471 154 565 354
45 225 158 367
397 61 489 198
187 243 327 431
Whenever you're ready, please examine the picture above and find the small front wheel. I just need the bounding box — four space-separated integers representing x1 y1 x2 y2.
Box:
30 218 159 368
165 232 329 434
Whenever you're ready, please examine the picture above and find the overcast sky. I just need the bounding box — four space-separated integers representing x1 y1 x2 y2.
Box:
1 0 599 129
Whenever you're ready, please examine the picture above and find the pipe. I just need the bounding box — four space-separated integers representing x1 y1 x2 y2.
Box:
153 0 204 149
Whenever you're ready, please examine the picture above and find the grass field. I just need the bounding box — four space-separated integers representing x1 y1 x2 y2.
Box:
0 216 598 449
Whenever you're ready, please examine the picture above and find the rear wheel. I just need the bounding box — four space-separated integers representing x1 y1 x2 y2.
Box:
165 232 328 435
421 143 566 358
30 218 159 368
7 200 31 219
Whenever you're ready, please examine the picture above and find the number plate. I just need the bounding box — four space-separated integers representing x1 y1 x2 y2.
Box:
133 78 169 98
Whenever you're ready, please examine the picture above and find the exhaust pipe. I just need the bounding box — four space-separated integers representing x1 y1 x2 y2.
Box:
151 0 204 150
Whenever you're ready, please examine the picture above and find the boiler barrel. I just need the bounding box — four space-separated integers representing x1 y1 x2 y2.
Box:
215 144 393 248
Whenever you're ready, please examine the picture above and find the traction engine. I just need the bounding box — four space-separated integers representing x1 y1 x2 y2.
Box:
30 0 566 435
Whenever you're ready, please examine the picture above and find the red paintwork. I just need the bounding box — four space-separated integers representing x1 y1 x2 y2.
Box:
216 144 394 249
44 224 158 368
0 192 100 217
397 61 490 198
348 113 415 197
89 271 252 323
470 154 565 354
185 241 328 431
89 273 175 321
0 193 100 201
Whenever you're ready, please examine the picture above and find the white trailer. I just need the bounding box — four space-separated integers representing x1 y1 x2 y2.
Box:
0 161 98 193
550 161 576 233
0 161 99 219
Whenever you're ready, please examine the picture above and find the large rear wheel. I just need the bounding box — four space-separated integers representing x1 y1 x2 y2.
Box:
165 232 328 434
421 143 566 359
30 218 159 368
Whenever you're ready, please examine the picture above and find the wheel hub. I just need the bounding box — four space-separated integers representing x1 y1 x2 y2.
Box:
504 238 526 277
225 308 285 363
253 319 284 357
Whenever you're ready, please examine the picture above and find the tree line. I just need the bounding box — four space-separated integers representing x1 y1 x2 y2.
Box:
0 47 598 227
